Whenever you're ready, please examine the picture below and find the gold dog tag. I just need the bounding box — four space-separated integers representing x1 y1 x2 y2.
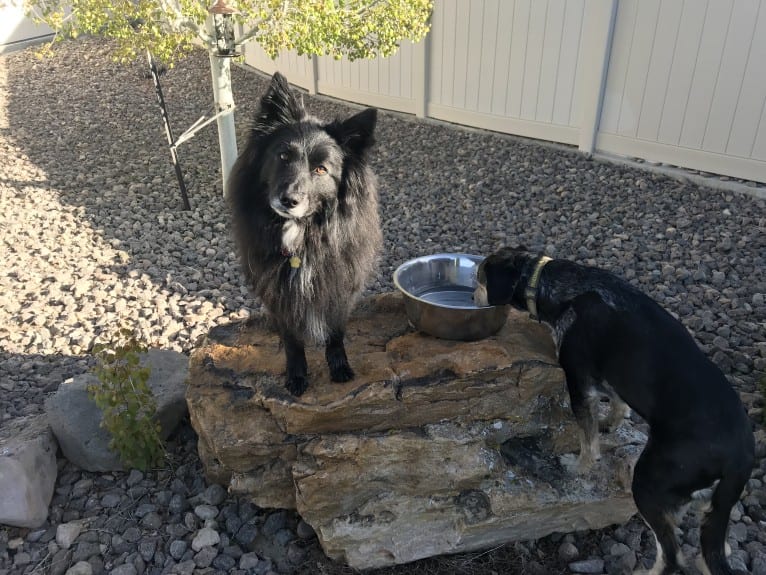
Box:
289 255 301 268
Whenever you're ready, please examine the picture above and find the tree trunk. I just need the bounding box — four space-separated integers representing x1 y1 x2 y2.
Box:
208 51 238 197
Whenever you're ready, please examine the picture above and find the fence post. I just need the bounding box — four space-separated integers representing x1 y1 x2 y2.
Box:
413 32 430 118
578 0 618 155
306 55 319 95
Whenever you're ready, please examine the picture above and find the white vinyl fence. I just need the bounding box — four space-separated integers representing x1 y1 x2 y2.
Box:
0 2 53 53
598 0 766 183
243 0 766 184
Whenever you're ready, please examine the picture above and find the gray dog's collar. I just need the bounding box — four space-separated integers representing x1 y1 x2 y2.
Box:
525 256 552 321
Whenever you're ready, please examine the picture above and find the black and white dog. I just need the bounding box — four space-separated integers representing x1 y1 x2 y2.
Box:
228 73 381 396
474 247 754 575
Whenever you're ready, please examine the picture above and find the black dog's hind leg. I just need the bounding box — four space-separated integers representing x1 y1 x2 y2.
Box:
559 355 601 470
700 465 752 575
283 332 309 396
600 387 630 433
325 329 354 383
632 439 690 575
569 380 601 471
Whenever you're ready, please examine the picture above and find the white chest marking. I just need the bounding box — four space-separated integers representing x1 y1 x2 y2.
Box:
281 220 302 254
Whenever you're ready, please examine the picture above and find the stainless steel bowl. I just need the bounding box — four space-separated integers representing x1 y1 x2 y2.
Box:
393 253 508 341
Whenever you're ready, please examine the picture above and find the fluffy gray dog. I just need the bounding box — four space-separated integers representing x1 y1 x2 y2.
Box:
228 73 382 396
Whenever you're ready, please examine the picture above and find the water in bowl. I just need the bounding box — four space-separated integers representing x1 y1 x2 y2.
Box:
417 285 477 308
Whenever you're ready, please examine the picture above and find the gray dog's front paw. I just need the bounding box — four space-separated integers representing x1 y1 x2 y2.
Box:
286 375 309 396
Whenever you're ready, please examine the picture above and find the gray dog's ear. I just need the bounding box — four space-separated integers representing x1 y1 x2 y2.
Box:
330 108 377 157
254 72 306 133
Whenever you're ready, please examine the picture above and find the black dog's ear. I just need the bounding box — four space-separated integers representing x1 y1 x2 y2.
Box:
331 108 377 156
255 72 306 132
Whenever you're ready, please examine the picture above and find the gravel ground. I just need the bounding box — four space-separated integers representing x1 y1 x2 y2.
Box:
1 38 765 575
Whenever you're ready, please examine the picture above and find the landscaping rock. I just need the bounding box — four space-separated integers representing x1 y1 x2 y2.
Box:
191 527 220 552
188 293 644 569
44 349 189 471
56 521 84 550
0 414 58 528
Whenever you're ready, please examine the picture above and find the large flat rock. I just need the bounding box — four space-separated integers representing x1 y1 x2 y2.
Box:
187 292 644 569
295 421 642 569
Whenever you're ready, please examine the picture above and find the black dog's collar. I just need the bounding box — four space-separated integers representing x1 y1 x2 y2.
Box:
525 256 552 321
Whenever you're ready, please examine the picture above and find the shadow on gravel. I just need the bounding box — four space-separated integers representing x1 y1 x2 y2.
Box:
1 40 233 295
4 39 764 381
0 351 89 421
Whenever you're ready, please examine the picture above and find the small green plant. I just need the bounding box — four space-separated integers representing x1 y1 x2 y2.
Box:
88 328 164 471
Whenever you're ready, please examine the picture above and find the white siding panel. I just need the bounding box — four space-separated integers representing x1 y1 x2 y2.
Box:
678 0 734 149
727 1 766 158
315 42 416 114
702 0 760 153
598 131 766 182
317 57 332 86
425 0 585 135
428 0 443 107
465 1 485 111
520 0 547 120
428 104 580 145
317 45 414 100
617 0 661 137
656 0 708 146
537 0 566 124
600 0 639 134
575 0 614 152
370 57 380 94
451 0 469 109
506 0 530 116
344 57 351 87
566 0 587 128
441 0 457 107
596 0 766 181
1 4 53 49
490 0 515 115
477 0 499 114
400 42 413 100
635 0 683 142
242 42 314 92
350 56 359 93
379 54 391 96
752 100 766 161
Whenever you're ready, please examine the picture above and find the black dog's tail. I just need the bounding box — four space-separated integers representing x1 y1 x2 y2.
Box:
700 463 752 575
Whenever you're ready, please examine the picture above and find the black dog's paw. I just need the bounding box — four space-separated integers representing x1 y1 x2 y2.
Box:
285 375 309 396
329 362 355 383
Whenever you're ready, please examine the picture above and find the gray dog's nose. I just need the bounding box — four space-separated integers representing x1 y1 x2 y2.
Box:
280 194 299 209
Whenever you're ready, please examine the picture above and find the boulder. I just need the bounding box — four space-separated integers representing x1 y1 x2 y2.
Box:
46 348 189 471
187 293 645 569
295 422 643 569
0 414 58 528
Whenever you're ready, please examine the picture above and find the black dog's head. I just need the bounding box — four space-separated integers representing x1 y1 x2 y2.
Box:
474 246 536 307
253 72 377 221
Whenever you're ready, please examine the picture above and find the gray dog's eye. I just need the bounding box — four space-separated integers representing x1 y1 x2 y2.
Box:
279 151 289 161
